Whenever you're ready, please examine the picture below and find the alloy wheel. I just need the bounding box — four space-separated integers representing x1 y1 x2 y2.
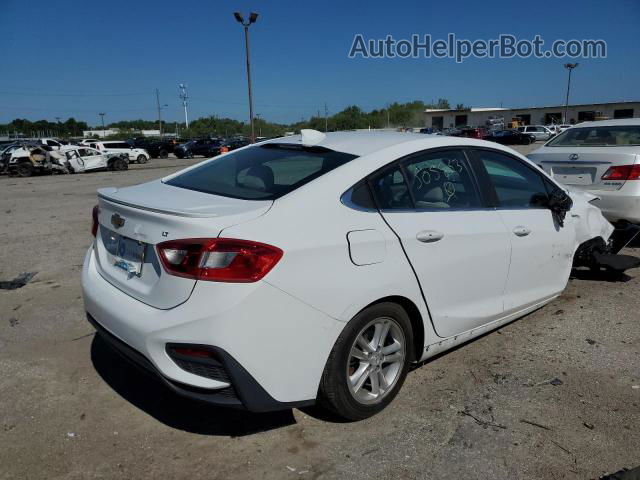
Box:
346 317 406 405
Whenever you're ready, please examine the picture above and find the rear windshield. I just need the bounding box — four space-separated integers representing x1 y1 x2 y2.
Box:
165 143 358 200
547 125 640 147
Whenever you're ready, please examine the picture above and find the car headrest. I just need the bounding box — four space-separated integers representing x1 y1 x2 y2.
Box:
242 165 274 192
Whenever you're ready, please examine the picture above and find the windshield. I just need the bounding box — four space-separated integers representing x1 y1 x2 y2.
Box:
547 125 640 147
165 143 358 200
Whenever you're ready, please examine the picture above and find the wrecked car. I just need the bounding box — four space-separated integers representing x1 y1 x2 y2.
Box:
83 131 639 420
7 145 127 177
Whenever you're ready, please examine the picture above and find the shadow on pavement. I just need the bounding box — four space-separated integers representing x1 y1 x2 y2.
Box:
570 269 633 282
90 335 296 436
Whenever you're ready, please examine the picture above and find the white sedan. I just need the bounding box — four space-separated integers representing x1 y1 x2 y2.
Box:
529 118 640 224
82 130 619 420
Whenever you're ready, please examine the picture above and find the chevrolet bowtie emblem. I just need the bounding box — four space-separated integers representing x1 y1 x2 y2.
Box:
111 213 125 229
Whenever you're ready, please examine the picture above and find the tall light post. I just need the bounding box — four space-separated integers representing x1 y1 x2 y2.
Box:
234 11 258 143
98 112 106 138
563 63 579 124
156 89 168 138
179 83 189 129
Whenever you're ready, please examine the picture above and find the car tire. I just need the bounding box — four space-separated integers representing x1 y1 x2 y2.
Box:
158 149 168 159
136 154 148 164
16 161 34 177
318 302 414 421
111 158 128 171
523 137 532 145
186 151 194 159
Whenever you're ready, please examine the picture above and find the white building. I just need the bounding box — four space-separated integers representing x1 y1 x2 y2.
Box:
82 128 120 138
424 101 640 130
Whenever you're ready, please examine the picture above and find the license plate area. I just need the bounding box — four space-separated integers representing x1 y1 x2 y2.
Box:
551 166 596 185
101 227 147 276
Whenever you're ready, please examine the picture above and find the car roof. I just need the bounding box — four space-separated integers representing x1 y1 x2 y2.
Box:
265 131 499 156
570 118 640 128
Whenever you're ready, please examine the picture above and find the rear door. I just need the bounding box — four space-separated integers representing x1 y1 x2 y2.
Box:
370 148 511 338
78 148 106 170
472 148 575 313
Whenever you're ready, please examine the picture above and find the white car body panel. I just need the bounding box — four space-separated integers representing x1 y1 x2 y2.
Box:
90 141 149 163
82 132 615 407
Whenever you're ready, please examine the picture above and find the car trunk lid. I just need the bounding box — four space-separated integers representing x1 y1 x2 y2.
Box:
529 147 639 191
94 180 272 309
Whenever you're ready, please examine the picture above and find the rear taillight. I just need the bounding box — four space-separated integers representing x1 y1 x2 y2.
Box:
156 238 283 282
601 165 640 181
91 205 100 237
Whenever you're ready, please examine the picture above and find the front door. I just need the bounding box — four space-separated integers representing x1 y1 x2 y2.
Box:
473 149 576 312
370 149 511 338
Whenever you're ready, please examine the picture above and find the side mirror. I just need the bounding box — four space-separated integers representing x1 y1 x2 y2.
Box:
547 189 573 226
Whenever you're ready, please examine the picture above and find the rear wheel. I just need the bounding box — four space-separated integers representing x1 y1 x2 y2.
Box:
318 302 413 421
16 161 34 177
136 154 148 164
523 137 532 145
110 158 128 171
158 149 168 159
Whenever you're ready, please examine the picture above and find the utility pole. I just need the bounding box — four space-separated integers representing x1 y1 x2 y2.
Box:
98 113 106 138
234 12 259 143
155 89 168 138
563 63 579 124
156 89 162 138
324 103 328 132
386 103 390 128
256 113 262 136
179 83 189 129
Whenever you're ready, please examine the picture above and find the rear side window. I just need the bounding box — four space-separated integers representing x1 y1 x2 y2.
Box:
165 144 357 200
547 125 640 146
402 150 480 209
370 165 412 209
478 150 549 208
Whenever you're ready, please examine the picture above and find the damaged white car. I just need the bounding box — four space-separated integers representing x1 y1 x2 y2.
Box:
83 131 639 420
8 145 127 177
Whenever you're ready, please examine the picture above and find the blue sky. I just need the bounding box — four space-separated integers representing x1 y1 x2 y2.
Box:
1 0 638 126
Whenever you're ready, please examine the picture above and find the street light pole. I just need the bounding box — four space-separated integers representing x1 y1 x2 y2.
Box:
234 12 258 143
563 63 579 124
98 113 106 138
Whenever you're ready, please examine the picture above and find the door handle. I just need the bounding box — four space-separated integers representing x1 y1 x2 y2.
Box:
513 226 531 237
416 230 444 243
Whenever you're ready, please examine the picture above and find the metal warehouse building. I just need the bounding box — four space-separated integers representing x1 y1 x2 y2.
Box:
423 101 640 130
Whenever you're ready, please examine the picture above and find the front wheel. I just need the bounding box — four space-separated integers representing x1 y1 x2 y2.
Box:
16 161 34 177
136 154 148 164
318 302 413 421
158 149 168 159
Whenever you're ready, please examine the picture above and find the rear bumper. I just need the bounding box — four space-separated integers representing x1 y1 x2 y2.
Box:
88 313 312 411
81 246 343 410
588 182 640 224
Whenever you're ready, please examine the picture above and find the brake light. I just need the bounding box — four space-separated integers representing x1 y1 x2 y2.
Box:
91 205 100 237
156 238 283 282
601 165 640 181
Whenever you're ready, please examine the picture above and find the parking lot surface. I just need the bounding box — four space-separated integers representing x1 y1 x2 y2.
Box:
1 144 639 480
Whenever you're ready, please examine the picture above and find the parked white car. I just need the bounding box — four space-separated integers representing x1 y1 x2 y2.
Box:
83 130 623 420
529 118 640 224
63 147 128 173
89 141 150 164
517 125 555 141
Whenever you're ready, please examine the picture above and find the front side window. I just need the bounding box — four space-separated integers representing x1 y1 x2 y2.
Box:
546 125 640 147
403 150 480 209
478 150 548 208
165 144 357 200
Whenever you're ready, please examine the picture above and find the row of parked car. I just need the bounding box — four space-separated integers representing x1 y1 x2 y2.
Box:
420 124 571 145
0 135 252 177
